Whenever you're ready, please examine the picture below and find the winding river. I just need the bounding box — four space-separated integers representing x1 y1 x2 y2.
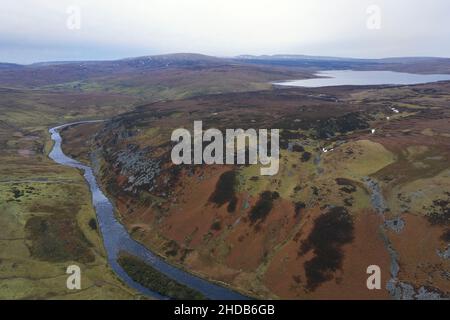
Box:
49 121 247 300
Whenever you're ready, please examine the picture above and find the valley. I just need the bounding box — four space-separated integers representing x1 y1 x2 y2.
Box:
1 54 450 299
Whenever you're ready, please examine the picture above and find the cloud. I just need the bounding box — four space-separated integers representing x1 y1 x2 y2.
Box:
1 0 450 63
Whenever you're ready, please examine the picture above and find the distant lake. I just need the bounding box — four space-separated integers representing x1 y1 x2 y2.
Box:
273 70 450 88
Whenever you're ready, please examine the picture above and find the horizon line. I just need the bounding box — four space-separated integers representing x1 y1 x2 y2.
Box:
2 52 450 66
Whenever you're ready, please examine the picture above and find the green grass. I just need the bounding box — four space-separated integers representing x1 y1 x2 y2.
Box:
0 87 140 299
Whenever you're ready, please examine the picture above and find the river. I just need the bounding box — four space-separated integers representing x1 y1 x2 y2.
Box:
49 121 247 300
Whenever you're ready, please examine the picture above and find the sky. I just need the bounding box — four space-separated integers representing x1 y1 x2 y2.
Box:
1 0 450 64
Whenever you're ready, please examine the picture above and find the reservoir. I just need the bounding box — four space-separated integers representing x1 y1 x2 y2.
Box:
273 70 450 87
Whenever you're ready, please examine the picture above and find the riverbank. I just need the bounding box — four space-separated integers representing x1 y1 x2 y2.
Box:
49 121 248 300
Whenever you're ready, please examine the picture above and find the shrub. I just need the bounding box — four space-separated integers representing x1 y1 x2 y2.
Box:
210 221 222 231
118 252 205 300
88 218 97 230
300 206 354 290
441 229 450 242
427 198 450 225
227 196 238 212
294 201 306 217
292 145 305 152
249 191 279 223
209 171 237 208
301 152 312 162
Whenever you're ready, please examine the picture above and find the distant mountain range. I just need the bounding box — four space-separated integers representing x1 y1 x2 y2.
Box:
236 54 450 63
1 53 450 89
2 53 450 67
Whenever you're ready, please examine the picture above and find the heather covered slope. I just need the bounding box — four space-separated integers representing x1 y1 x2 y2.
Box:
70 82 450 299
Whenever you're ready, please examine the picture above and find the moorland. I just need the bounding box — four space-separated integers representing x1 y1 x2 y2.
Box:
1 53 450 299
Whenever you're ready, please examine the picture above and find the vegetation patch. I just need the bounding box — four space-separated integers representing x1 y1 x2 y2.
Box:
301 152 312 162
25 215 94 263
209 170 237 212
210 220 222 231
441 229 450 242
426 194 450 225
336 178 357 194
227 196 238 212
314 112 369 139
294 201 306 217
249 191 279 224
88 218 98 230
292 145 305 153
300 206 354 290
164 240 180 257
117 252 206 300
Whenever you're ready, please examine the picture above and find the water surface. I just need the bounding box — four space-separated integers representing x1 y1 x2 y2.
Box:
274 70 450 87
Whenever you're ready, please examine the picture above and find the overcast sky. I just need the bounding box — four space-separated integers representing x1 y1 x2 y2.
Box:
1 0 450 64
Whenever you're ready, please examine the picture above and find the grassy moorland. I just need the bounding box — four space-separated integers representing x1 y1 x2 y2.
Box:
0 88 141 299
